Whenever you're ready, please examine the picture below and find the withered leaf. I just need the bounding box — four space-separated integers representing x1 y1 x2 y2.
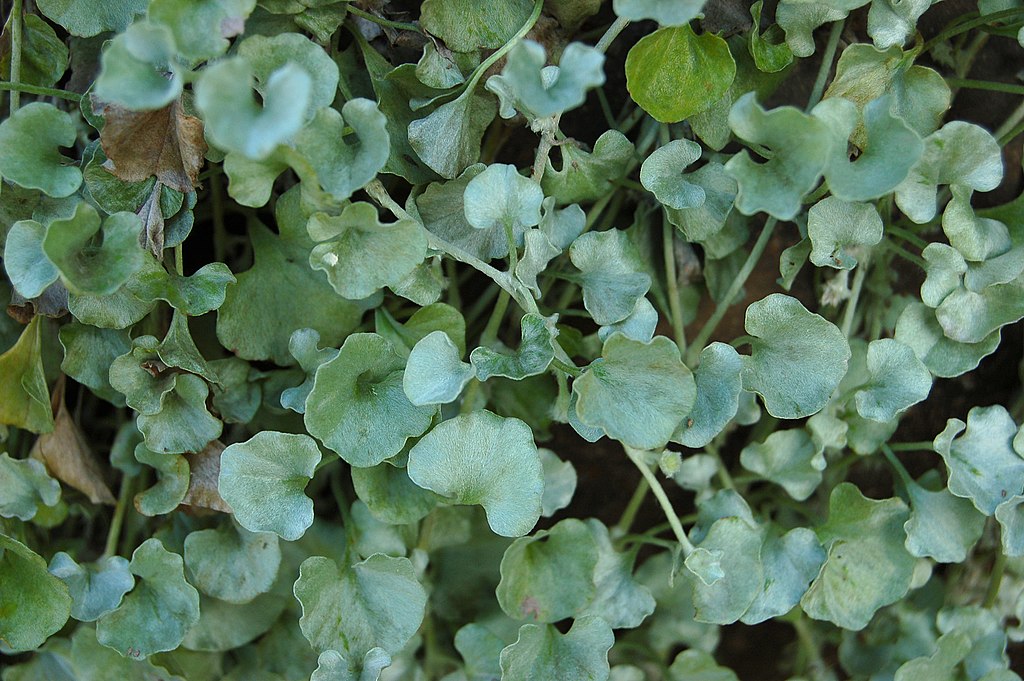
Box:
182 439 231 514
94 95 207 193
30 383 115 505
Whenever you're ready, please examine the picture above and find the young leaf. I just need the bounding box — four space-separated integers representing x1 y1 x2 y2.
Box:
573 334 696 450
672 342 743 448
741 294 851 419
724 94 833 220
807 197 883 270
855 338 932 422
625 25 736 124
280 328 340 414
0 103 82 198
499 616 615 680
294 554 427 657
403 330 475 406
42 203 144 297
308 202 427 300
136 373 222 455
598 296 659 343
470 313 557 381
486 40 605 120
59 323 131 406
48 553 134 622
128 262 236 317
96 538 200 658
666 162 738 243
640 139 705 210
800 483 915 630
0 533 71 652
406 410 544 537
184 521 281 604
305 333 436 467
463 163 544 255
740 429 826 501
569 229 652 326
218 431 322 540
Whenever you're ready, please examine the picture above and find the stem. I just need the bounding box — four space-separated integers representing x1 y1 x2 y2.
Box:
995 98 1024 144
685 217 778 366
346 5 422 33
0 81 83 103
550 358 582 377
880 443 914 490
887 225 928 250
595 16 630 53
663 218 687 355
8 0 23 112
623 446 695 556
806 20 844 111
881 240 927 268
460 378 482 414
532 128 557 183
614 478 650 536
174 245 184 276
463 0 543 94
706 441 737 491
211 172 227 263
840 257 869 338
923 7 1024 52
790 613 828 678
945 77 1024 96
888 441 935 452
103 475 134 558
480 290 511 347
983 542 1007 608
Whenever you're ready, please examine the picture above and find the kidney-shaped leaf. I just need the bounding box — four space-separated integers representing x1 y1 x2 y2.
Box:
499 616 615 681
807 197 883 270
0 102 82 197
218 431 321 540
42 202 143 297
741 294 851 419
407 410 544 537
740 428 825 501
855 338 932 422
4 219 60 299
640 139 704 210
463 163 544 257
48 553 134 622
184 520 280 604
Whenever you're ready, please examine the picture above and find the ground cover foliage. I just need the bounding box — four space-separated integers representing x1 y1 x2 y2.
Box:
2 0 1024 678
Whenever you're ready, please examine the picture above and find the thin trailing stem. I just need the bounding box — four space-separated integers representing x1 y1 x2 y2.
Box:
685 217 778 366
103 475 135 558
347 5 422 33
887 225 928 251
462 0 543 95
480 290 511 347
550 358 582 377
0 81 83 103
663 216 687 355
8 0 23 112
923 7 1024 52
614 478 651 536
840 257 869 338
596 16 630 53
946 76 1024 96
806 20 844 111
706 440 737 491
888 441 935 452
880 443 915 490
623 446 695 556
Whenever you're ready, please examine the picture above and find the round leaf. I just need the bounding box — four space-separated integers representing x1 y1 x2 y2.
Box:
0 102 81 198
48 553 134 622
184 521 281 603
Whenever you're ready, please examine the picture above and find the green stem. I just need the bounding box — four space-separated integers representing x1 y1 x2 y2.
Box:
460 378 482 414
623 446 695 556
881 240 927 268
0 81 83 103
685 217 778 366
103 475 135 558
346 5 422 33
923 7 1024 52
887 225 928 250
706 441 737 491
550 358 582 377
663 217 687 355
480 290 511 347
463 0 543 95
614 478 650 536
806 19 844 111
595 16 630 53
880 443 915 490
174 245 184 276
8 0 24 112
946 76 1024 96
983 542 1007 608
790 613 828 678
888 441 935 452
840 257 869 338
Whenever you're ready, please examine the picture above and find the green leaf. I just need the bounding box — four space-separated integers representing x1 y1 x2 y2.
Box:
666 162 738 243
0 533 71 652
294 554 427 657
218 431 322 540
574 334 696 449
36 0 148 36
408 90 497 180
463 163 543 256
996 494 1024 557
542 130 635 205
311 648 392 681
305 333 436 467
403 330 475 406
184 520 280 603
486 40 605 120
740 428 825 501
668 649 739 681
4 219 59 299
613 0 706 24
0 452 60 521
148 0 255 62
570 229 652 326
672 342 743 448
471 313 557 381
689 516 764 624
136 374 222 455
625 25 736 124
0 14 68 87
598 296 659 343
181 591 288 653
855 338 932 422
932 405 1024 516
894 631 973 681
280 328 339 414
640 139 704 210
935 277 1024 345
93 22 184 110
741 527 826 625
48 553 134 622
800 483 915 630
724 94 833 220
894 301 1000 378
376 302 468 359
70 625 187 681
127 262 236 316
813 95 924 202
419 0 534 51
352 462 441 525
540 448 577 518
895 122 1003 224
132 443 189 515
903 475 986 563
0 316 55 434
580 519 656 629
42 203 143 297
407 410 543 537
96 538 200 658
308 203 427 300
748 1 793 73
776 2 848 57
497 518 599 622
195 58 311 160
943 186 1015 263
293 99 391 202
499 616 615 680
0 103 82 198
59 323 131 406
807 197 883 270
741 294 851 419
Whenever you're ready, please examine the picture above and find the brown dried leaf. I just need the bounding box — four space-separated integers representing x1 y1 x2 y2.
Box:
182 439 232 513
94 95 207 193
30 386 115 505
